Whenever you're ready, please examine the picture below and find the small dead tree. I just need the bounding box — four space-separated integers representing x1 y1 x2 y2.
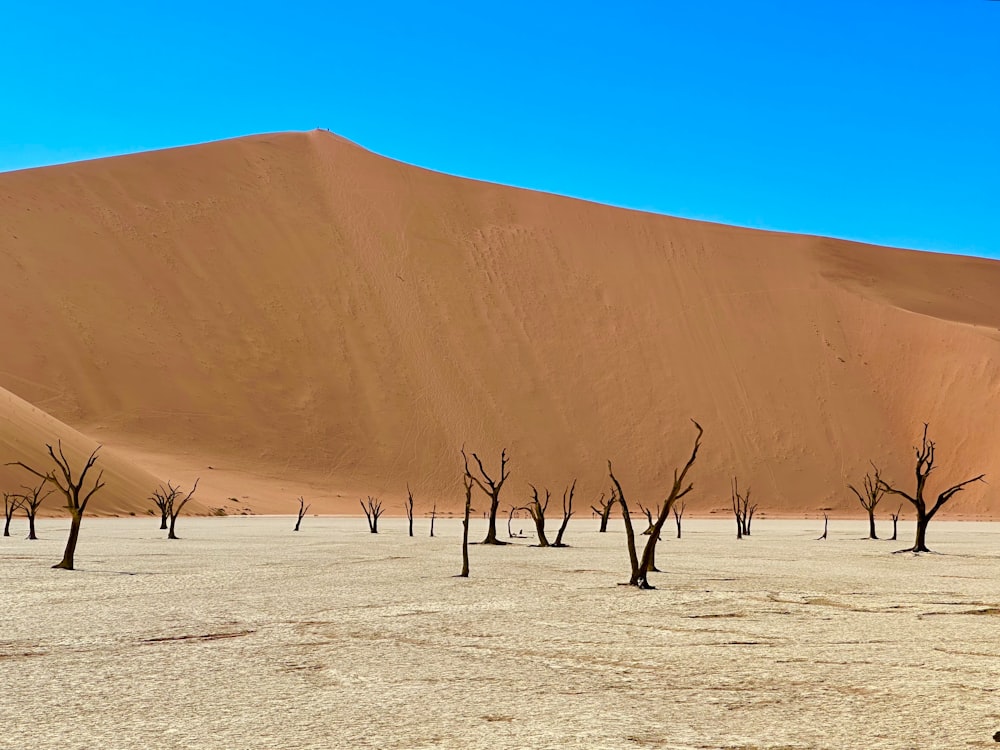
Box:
149 486 171 530
404 485 415 537
731 478 756 538
591 492 615 532
848 468 884 540
467 449 510 545
876 424 985 553
20 481 53 540
294 496 310 531
526 484 551 547
458 450 475 577
3 492 23 537
609 420 703 589
361 496 383 534
673 500 686 539
890 505 902 541
430 502 437 537
817 512 829 540
7 442 105 570
552 480 575 547
166 479 199 540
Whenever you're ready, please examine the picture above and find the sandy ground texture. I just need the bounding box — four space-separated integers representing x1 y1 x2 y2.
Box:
1 517 997 749
2 130 1000 517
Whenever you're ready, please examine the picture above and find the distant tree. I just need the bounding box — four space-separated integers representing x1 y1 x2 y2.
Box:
591 492 614 533
525 484 551 547
848 468 885 539
608 420 703 589
361 496 383 534
149 486 171 530
429 502 437 538
637 503 658 535
876 424 984 553
404 485 415 537
673 500 686 539
467 449 510 545
817 512 829 540
7 442 105 570
19 481 53 540
889 505 902 541
3 492 23 537
731 478 756 538
458 450 475 577
294 496 310 531
552 480 575 547
166 479 200 540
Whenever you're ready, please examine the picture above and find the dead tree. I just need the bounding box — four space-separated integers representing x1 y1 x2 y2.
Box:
430 502 437 537
890 505 902 541
166 479 199 540
7 442 105 570
3 492 23 537
552 480 575 547
591 492 614 532
149 486 171 530
467 449 510 545
526 484 551 547
609 420 703 589
19 481 53 540
673 501 686 539
404 485 415 537
817 512 829 540
458 451 475 577
361 496 383 533
731 478 756 538
294 496 310 531
876 424 984 553
848 468 885 539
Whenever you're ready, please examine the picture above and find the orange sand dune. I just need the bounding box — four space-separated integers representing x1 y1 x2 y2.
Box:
1 131 998 518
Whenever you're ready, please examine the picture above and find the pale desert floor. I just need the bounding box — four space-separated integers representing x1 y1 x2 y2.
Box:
1 517 998 750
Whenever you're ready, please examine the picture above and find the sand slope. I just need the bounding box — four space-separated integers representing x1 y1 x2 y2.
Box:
1 131 998 516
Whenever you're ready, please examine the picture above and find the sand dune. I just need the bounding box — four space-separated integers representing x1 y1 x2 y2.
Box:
1 130 998 517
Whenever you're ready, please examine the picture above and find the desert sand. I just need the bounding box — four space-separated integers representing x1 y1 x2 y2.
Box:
1 130 999 517
1 517 997 749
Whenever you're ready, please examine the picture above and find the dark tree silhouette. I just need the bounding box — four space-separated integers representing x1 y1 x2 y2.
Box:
552 480 575 547
609 420 703 588
889 505 902 541
150 486 171 530
731 478 756 538
673 500 686 539
166 479 200 540
294 496 310 531
817 512 829 540
19 481 53 540
7 442 105 570
876 424 984 553
467 449 510 545
638 503 659 535
458 450 475 577
526 484 551 547
404 485 415 537
848 468 885 539
591 492 614 533
430 502 437 538
3 492 23 537
361 496 383 533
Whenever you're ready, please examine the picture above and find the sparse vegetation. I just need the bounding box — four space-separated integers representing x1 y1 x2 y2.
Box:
361 496 384 533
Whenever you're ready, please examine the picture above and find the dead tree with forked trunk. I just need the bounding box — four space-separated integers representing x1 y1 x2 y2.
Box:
525 484 551 547
552 480 575 547
890 505 901 541
638 503 659 535
458 450 475 577
591 492 614 533
608 420 703 589
731 478 756 538
150 486 171 530
876 424 985 553
467 449 510 545
673 501 686 539
848 468 885 539
294 496 310 531
361 496 383 533
7 442 105 570
404 485 414 537
20 481 53 540
166 479 200 540
506 504 525 538
3 493 24 537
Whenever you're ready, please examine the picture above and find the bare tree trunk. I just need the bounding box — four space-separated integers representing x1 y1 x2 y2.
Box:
405 485 414 537
26 512 37 540
817 513 828 540
912 509 930 553
552 480 575 547
673 501 685 539
54 511 83 570
459 473 473 578
294 497 309 531
430 503 437 538
160 511 168 530
890 506 900 541
467 450 510 545
591 493 613 532
527 485 550 547
867 510 877 540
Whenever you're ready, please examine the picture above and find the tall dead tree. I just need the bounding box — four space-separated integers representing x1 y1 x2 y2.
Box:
467 449 510 545
673 501 686 539
890 505 902 541
294 496 310 531
876 424 984 553
404 485 415 537
361 496 384 534
166 479 199 540
20 481 53 540
429 502 437 537
731 478 756 538
7 442 105 570
526 484 551 547
609 420 703 589
458 450 475 577
3 492 23 537
817 512 829 540
552 480 575 547
591 492 614 532
848 468 885 539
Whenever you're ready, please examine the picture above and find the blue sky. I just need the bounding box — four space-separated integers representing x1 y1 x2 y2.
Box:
3 1 998 257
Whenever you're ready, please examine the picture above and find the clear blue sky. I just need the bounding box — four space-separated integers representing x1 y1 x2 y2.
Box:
3 1 998 258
